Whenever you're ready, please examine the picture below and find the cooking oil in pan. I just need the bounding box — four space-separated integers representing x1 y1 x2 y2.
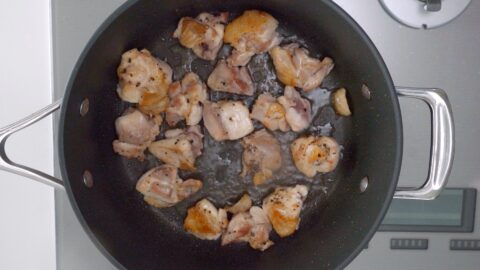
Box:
121 24 351 231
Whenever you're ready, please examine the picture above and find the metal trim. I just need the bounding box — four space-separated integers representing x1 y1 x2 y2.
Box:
395 87 455 200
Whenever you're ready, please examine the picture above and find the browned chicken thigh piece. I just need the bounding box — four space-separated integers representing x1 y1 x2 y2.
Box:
291 135 340 178
251 92 289 132
174 12 229 61
116 48 172 109
136 165 202 208
207 60 255 96
263 185 309 238
224 10 282 66
184 199 228 240
270 43 334 91
202 101 254 141
221 206 274 251
112 108 161 160
148 125 204 171
166 72 208 126
241 129 282 185
278 86 312 132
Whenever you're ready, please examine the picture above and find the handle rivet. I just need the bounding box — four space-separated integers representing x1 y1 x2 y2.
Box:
361 84 371 100
360 176 369 193
80 98 89 116
83 170 93 188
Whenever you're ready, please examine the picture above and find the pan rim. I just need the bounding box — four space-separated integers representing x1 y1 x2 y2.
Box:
58 0 403 269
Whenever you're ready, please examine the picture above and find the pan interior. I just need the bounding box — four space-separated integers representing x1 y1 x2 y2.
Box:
60 1 401 269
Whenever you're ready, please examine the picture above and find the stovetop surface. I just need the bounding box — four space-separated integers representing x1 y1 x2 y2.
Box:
52 0 480 269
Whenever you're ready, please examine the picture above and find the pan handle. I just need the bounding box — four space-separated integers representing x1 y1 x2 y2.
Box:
0 100 64 189
394 87 454 200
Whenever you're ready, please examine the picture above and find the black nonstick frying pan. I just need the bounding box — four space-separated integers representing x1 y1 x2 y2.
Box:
0 0 454 269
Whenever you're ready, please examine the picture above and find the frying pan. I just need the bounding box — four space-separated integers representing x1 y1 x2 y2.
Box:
0 0 454 269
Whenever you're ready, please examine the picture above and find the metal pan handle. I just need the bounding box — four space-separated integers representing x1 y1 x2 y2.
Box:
394 87 454 200
0 100 64 189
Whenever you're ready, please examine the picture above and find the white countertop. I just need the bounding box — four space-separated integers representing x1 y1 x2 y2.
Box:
0 0 56 269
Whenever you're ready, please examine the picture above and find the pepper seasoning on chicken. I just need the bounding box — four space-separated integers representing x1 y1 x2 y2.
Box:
148 125 204 171
224 10 282 66
174 12 229 61
263 185 309 238
116 49 172 113
241 129 282 186
251 92 289 132
202 100 254 141
270 43 334 91
207 60 255 96
166 72 208 126
291 135 340 178
112 108 162 160
278 86 312 132
221 204 274 251
136 165 202 208
184 199 228 240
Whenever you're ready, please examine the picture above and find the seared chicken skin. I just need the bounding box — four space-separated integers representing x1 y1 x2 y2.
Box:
136 165 202 208
251 93 289 132
221 206 274 251
241 129 282 186
270 43 334 91
202 101 254 141
278 86 312 132
263 185 309 238
117 49 172 110
166 72 208 126
184 199 228 240
291 136 340 178
112 108 161 160
148 125 204 171
224 10 282 66
174 12 229 61
207 60 255 96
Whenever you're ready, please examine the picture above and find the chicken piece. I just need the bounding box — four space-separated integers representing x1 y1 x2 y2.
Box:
225 194 252 214
224 10 282 66
148 125 204 171
166 72 208 126
173 12 229 61
221 206 274 251
207 60 255 96
112 108 161 160
136 165 202 208
263 185 309 238
221 212 251 244
164 125 204 157
332 88 352 116
291 136 340 178
117 48 172 107
184 199 228 240
202 101 254 141
251 93 289 132
270 43 334 91
139 91 170 116
241 129 282 186
278 86 312 132
112 141 146 160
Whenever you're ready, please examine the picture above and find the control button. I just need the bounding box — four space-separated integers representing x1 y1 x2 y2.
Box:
450 239 480 250
390 238 428 250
